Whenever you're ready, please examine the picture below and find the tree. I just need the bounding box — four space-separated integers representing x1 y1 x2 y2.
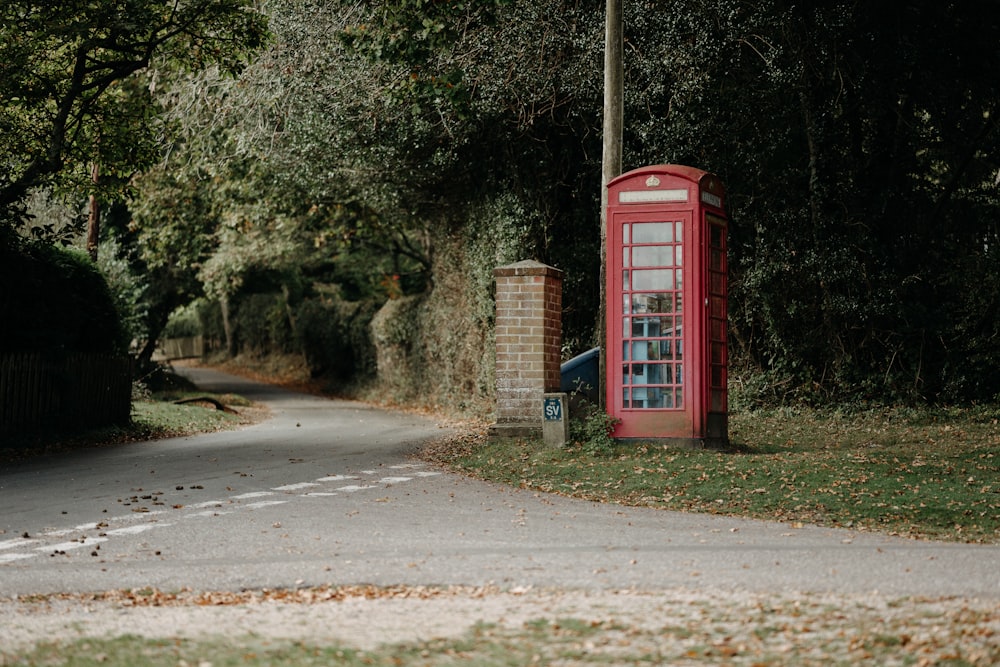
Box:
0 0 268 229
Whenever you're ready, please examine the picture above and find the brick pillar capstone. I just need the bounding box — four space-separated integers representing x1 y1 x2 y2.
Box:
490 260 563 438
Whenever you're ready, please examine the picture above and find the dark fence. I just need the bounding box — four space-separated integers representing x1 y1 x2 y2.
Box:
0 352 133 438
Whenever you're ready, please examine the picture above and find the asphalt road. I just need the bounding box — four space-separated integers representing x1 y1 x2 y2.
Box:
1 367 997 599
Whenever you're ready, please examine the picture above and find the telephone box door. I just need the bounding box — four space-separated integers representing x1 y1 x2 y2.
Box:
606 165 728 447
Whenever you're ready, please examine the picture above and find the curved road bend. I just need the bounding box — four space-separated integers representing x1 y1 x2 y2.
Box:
0 367 997 599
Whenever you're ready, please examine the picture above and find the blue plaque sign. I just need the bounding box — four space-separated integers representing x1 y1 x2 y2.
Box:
543 397 563 421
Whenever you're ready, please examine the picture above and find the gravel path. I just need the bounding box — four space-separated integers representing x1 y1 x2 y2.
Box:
2 585 998 664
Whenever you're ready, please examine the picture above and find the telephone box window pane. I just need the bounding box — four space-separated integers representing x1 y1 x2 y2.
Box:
622 342 629 361
632 222 674 243
675 364 683 385
676 269 683 291
633 246 676 267
623 270 630 290
676 245 684 266
623 389 630 408
676 221 683 242
632 269 673 291
631 316 673 337
710 224 724 246
712 342 726 364
711 249 724 271
711 273 725 294
622 224 630 245
631 294 673 313
644 391 667 409
676 294 683 313
623 247 630 267
711 320 725 340
675 389 684 408
711 390 725 412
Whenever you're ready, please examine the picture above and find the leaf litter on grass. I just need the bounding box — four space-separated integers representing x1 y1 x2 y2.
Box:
2 587 997 666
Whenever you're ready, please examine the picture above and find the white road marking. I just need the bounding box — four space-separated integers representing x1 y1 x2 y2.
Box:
378 476 413 484
2 463 439 565
272 482 320 491
244 500 288 509
37 537 107 552
0 553 36 563
0 537 38 551
232 491 275 499
189 500 228 509
105 524 171 536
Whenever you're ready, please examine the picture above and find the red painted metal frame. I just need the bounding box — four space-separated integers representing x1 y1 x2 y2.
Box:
605 165 728 445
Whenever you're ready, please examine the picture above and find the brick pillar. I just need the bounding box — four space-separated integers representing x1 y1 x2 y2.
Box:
491 260 563 437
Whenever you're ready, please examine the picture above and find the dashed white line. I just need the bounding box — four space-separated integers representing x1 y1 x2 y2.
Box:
37 537 107 552
244 500 288 509
378 476 413 484
0 553 36 563
105 524 170 536
0 537 38 551
272 482 320 492
2 464 442 565
189 500 228 509
232 491 275 499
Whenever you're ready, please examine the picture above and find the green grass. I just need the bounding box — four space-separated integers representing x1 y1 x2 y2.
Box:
130 391 255 437
1 391 258 459
426 405 1000 543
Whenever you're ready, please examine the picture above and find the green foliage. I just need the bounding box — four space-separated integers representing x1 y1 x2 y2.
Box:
569 403 620 458
113 0 1000 409
230 292 295 355
0 235 126 353
96 233 148 344
162 303 202 339
0 0 269 226
295 292 378 382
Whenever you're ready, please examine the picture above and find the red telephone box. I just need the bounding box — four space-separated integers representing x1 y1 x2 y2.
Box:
605 165 728 447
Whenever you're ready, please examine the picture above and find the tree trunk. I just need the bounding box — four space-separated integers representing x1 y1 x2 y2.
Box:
86 162 100 262
220 295 235 357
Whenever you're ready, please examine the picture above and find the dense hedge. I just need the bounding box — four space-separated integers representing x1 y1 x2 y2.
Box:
1 233 127 354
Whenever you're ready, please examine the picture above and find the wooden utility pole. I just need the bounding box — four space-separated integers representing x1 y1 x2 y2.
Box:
599 0 623 407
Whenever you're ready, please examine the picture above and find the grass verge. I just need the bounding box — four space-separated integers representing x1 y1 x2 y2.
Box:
423 405 1000 543
1 390 263 461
